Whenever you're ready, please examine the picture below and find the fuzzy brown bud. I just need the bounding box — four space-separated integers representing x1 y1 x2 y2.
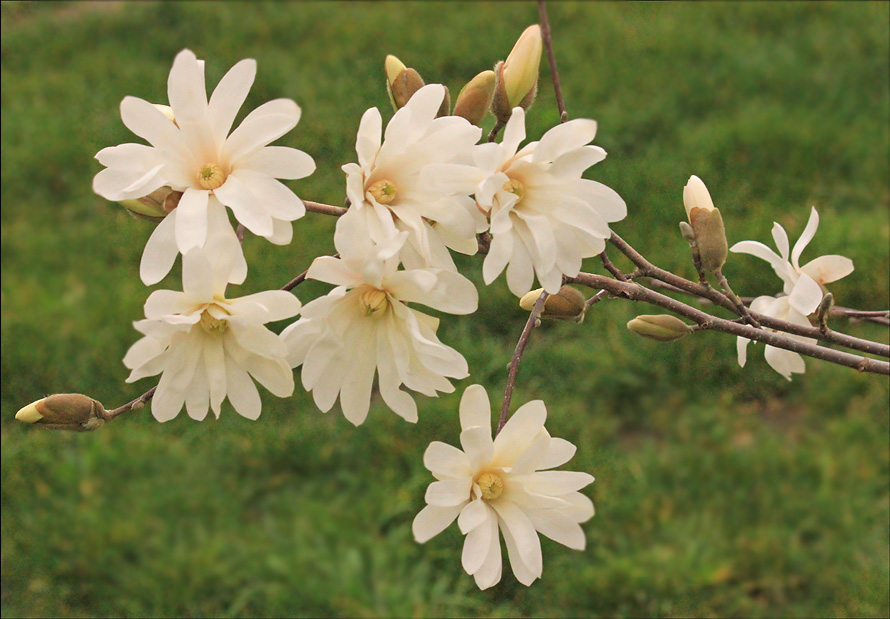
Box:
683 176 728 273
519 286 587 323
491 25 542 123
453 70 496 126
385 55 425 111
15 394 107 431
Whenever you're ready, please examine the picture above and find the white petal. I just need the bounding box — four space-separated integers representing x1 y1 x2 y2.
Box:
460 426 495 473
549 145 606 178
412 503 463 543
224 355 262 420
458 498 490 534
462 506 496 575
229 169 306 221
459 384 492 432
788 273 823 316
174 188 210 252
501 108 526 157
207 58 256 143
181 247 214 302
237 146 316 180
356 107 382 169
306 256 361 288
736 336 750 367
424 442 472 480
492 500 542 584
140 210 180 285
167 49 208 123
771 222 791 261
482 233 513 285
512 471 595 496
800 255 854 284
119 96 183 155
537 438 577 470
225 99 301 163
213 173 274 237
764 345 805 381
228 290 301 323
473 515 503 590
533 118 598 163
527 510 586 550
493 400 547 466
425 478 473 507
791 207 819 270
385 269 478 315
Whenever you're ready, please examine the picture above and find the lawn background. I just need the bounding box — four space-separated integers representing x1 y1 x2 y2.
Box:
2 2 888 617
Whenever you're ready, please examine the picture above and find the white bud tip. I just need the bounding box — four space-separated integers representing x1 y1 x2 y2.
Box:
15 400 44 423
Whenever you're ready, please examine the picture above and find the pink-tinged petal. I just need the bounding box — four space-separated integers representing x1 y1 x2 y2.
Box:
174 188 210 252
167 49 208 123
764 345 805 381
459 384 492 432
533 118 598 163
501 108 527 157
493 399 547 466
140 210 180 285
527 510 586 550
492 500 542 584
213 174 274 237
462 506 496 575
119 96 183 154
306 256 361 287
207 58 256 143
800 255 854 284
512 471 595 496
425 478 473 507
225 99 301 163
356 107 382 169
537 437 577 470
424 442 472 480
473 515 502 590
224 355 262 420
412 503 463 543
791 207 820 270
237 146 315 180
789 273 823 316
458 498 490 534
737 336 750 367
460 426 495 473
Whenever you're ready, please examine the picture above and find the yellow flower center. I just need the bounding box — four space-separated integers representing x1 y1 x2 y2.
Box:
368 179 397 204
199 309 228 335
358 288 389 318
477 471 505 500
503 178 525 202
198 163 226 190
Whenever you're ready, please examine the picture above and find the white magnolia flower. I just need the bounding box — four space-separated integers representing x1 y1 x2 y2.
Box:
282 212 478 425
123 244 301 421
736 295 816 381
471 107 626 296
94 49 316 284
730 207 854 317
342 84 486 271
413 385 595 590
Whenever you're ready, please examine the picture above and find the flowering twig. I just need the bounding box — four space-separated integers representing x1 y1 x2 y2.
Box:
715 268 760 328
569 272 889 375
608 232 888 358
537 0 568 123
105 386 156 421
498 290 549 434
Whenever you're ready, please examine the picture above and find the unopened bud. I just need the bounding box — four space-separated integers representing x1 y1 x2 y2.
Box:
519 286 587 323
453 70 496 126
15 394 107 431
359 287 390 318
492 25 542 122
385 55 425 111
683 176 728 272
118 187 182 220
627 315 692 342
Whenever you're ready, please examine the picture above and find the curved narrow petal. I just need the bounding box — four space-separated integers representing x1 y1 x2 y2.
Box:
771 222 790 261
492 500 543 584
225 99 301 163
533 118 598 163
174 188 210 252
493 400 547 466
356 107 382 169
482 233 513 285
513 471 595 496
501 108 526 157
237 146 316 180
473 515 502 590
140 210 180 285
462 506 496 575
167 49 208 123
224 355 262 420
207 58 256 143
527 510 586 550
791 207 819 270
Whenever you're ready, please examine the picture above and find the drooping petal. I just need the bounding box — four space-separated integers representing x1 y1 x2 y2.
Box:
462 506 496 575
413 503 463 543
526 509 586 550
788 272 823 316
140 210 180 285
492 500 543 584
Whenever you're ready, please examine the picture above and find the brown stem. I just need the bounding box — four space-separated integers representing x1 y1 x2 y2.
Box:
599 250 629 281
608 233 889 359
537 0 568 122
498 291 549 434
716 269 760 328
488 119 506 143
105 387 157 420
569 272 889 375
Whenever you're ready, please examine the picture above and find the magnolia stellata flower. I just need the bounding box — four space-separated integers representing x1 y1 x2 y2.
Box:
123 244 300 421
730 207 854 317
93 49 316 284
465 107 626 296
413 385 595 589
342 83 486 271
736 295 816 380
282 212 478 425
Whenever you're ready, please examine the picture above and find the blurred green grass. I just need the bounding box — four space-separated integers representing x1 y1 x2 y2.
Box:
1 1 888 617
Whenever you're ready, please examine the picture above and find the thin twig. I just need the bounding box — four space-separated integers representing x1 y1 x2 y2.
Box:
537 0 568 123
585 289 609 309
236 224 246 243
599 250 629 281
569 272 889 375
304 200 348 217
498 291 549 434
105 387 157 420
716 269 760 328
487 119 506 143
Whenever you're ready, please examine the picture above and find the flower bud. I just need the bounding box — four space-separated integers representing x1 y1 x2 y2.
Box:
437 85 451 118
627 315 692 342
683 175 728 273
453 70 496 126
492 25 542 122
385 54 425 111
118 187 182 220
519 286 587 323
15 394 107 431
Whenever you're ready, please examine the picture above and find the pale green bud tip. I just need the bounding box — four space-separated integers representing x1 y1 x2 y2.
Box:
385 55 407 85
15 394 106 431
118 187 181 220
453 70 496 126
503 24 542 107
627 315 692 342
519 286 587 322
683 175 716 221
